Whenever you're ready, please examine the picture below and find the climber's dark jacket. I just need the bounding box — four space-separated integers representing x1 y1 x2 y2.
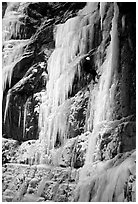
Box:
83 56 98 82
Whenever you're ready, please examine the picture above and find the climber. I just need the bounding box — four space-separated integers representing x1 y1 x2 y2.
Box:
83 56 99 83
41 71 48 89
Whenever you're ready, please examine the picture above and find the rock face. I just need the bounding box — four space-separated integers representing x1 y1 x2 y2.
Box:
2 2 136 202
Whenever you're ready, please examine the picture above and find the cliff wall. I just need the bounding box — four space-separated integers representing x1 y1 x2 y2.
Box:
2 2 136 202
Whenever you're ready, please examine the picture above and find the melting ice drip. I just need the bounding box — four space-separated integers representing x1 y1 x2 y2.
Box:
39 3 100 155
86 3 119 164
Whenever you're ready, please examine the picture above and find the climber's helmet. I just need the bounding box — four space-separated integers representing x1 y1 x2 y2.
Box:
86 56 90 61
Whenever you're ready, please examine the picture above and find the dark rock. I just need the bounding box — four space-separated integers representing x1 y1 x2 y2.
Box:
68 89 90 138
99 120 136 161
2 2 7 18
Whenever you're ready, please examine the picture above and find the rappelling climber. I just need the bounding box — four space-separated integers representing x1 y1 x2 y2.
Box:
41 71 48 89
83 56 100 83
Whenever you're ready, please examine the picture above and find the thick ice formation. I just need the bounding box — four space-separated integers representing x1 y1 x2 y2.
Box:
99 2 107 30
39 2 119 162
39 3 100 155
23 98 29 138
4 90 11 122
47 9 97 109
18 107 21 127
95 3 119 126
74 3 135 202
85 3 119 163
74 151 136 202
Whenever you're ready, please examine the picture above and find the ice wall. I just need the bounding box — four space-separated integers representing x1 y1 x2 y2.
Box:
39 2 100 156
86 3 119 163
39 2 120 160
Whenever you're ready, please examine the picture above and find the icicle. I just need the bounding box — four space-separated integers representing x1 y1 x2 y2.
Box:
99 2 107 30
121 15 126 32
18 107 21 127
23 99 28 138
78 2 99 16
4 90 11 123
2 63 14 91
94 2 119 127
46 99 72 150
111 3 119 74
